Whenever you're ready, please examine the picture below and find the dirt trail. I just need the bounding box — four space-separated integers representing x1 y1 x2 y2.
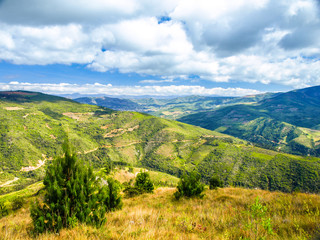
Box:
104 125 139 138
62 112 94 121
20 159 46 172
23 113 37 118
0 177 19 187
4 107 24 110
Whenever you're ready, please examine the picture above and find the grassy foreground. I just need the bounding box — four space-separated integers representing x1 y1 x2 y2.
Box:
0 187 319 240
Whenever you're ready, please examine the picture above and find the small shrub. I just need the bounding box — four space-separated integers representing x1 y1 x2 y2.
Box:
123 186 144 198
242 197 274 239
123 171 154 198
11 197 26 211
174 171 205 200
102 162 113 175
135 171 154 193
0 201 8 218
209 176 223 190
104 177 123 211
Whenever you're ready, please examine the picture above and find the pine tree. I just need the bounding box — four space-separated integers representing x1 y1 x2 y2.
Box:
174 170 205 200
135 171 154 193
0 201 8 218
30 141 121 233
104 177 123 212
123 171 154 198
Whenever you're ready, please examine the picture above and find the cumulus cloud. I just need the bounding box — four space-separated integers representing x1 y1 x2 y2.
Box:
139 79 174 84
0 0 178 25
0 82 261 97
0 0 320 90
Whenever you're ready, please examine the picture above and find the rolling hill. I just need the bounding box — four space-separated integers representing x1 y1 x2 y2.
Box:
0 90 319 195
179 85 320 156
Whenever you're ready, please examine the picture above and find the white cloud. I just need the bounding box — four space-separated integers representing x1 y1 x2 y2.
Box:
0 82 261 97
0 23 97 65
0 0 178 25
0 0 319 90
139 79 174 84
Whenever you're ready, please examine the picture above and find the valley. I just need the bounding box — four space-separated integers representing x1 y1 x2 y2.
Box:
1 1 320 238
74 86 320 157
0 90 319 239
74 93 278 120
180 85 320 157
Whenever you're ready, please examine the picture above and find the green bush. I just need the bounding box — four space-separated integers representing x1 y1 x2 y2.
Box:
123 186 144 198
135 171 154 193
128 166 134 173
11 197 26 211
104 177 122 212
123 171 154 198
30 141 122 234
174 171 205 200
209 176 223 190
243 197 274 239
0 201 8 218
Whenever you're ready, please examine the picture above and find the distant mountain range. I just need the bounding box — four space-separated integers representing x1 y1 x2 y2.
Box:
74 92 278 119
1 90 319 194
74 86 320 157
179 85 320 156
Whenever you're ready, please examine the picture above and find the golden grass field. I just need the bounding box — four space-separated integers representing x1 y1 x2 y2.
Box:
0 186 319 240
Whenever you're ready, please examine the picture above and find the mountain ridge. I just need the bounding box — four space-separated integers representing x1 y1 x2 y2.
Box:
179 85 320 156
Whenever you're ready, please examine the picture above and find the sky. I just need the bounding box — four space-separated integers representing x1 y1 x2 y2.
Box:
0 0 320 97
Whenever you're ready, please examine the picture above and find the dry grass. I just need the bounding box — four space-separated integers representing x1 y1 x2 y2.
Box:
0 187 319 240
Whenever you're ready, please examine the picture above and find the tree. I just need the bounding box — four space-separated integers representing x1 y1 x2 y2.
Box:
104 177 122 212
30 141 121 233
174 170 205 200
134 171 154 193
209 176 223 190
0 201 8 218
123 171 154 198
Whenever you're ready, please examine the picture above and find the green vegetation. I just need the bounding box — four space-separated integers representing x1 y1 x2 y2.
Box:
134 171 154 193
209 176 223 190
180 85 320 156
245 197 274 239
104 177 123 212
0 201 8 218
30 141 122 233
0 89 319 239
0 90 319 196
1 187 319 239
174 171 205 200
123 171 154 198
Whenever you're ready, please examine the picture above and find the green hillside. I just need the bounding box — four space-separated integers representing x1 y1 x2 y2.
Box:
0 91 319 195
180 85 320 156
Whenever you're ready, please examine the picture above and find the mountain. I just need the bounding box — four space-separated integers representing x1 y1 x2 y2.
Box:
179 85 320 156
75 96 144 111
74 92 278 120
0 90 319 194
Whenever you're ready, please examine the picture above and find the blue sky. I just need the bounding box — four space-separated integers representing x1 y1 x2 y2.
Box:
0 0 320 97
